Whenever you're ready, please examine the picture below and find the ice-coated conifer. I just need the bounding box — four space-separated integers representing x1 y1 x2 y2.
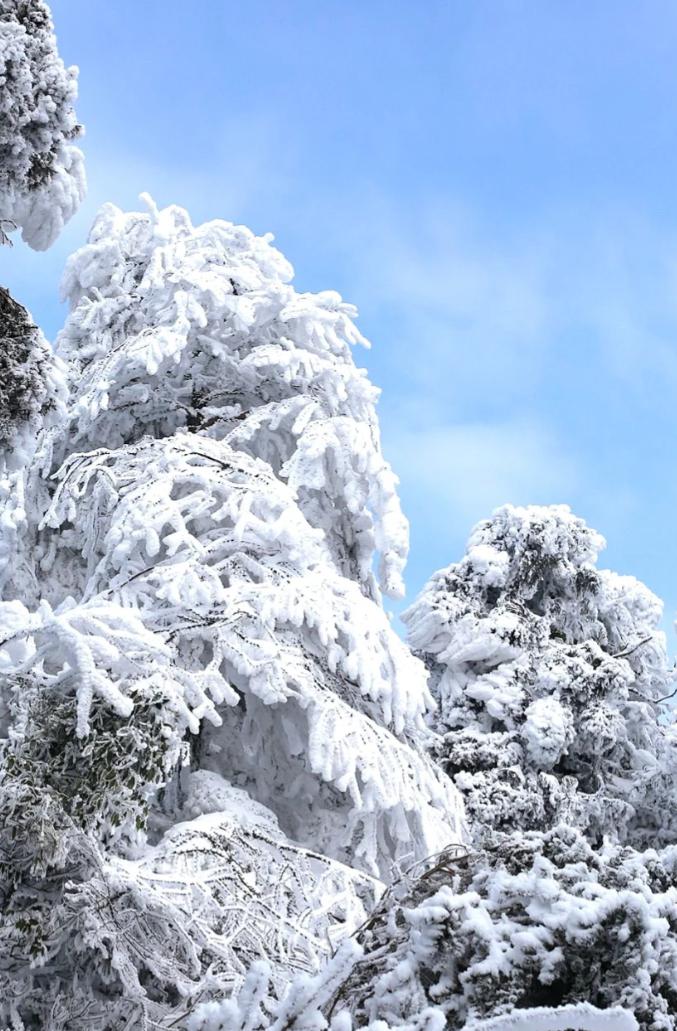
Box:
52 196 406 598
0 0 79 601
2 9 675 1031
403 504 677 846
0 199 465 1027
0 289 66 603
0 286 66 469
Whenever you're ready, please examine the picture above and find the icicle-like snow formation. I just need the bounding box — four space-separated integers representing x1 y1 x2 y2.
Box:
0 0 85 249
66 806 381 1025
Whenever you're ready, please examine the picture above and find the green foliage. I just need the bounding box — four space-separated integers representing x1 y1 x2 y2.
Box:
0 288 57 450
0 674 185 1027
5 677 181 838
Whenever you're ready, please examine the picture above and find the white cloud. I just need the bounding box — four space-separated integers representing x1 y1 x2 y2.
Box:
327 196 553 411
385 417 578 536
320 193 677 411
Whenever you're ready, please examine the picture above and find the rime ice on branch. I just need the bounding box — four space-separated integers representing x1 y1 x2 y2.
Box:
0 0 81 597
0 288 66 601
0 286 65 465
254 827 668 1031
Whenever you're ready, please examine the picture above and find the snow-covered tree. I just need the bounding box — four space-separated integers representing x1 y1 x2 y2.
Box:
0 288 68 606
51 195 405 599
0 0 79 600
0 291 68 608
0 199 465 1026
0 287 66 466
248 826 673 1031
403 504 677 847
3 8 675 1030
0 0 84 249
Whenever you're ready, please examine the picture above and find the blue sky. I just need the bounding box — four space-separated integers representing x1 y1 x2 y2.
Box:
5 1 677 639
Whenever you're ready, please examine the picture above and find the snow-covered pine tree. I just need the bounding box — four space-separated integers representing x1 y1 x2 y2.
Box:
0 0 84 250
0 288 67 611
0 198 465 1027
49 195 406 599
403 504 676 847
0 289 66 587
234 501 677 1031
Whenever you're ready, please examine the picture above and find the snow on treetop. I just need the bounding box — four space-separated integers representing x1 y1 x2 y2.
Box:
403 503 663 658
0 0 85 249
54 196 408 597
